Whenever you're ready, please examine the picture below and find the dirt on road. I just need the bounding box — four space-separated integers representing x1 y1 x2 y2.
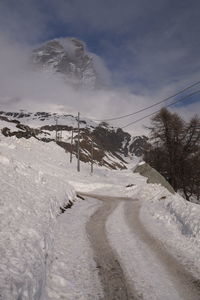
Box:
85 194 137 300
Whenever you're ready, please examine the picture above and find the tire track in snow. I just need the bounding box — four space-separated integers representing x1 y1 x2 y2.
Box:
84 194 137 300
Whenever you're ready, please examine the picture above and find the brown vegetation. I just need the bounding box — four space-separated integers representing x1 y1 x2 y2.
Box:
144 108 200 201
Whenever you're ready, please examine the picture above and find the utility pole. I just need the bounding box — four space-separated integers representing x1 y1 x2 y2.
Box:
57 131 62 142
70 128 74 163
55 118 58 142
77 112 80 172
91 139 94 174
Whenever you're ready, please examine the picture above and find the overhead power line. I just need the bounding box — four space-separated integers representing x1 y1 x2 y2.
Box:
122 89 200 129
94 79 200 122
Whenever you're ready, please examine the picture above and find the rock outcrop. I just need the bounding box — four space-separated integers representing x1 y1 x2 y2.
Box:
32 38 98 88
0 111 149 169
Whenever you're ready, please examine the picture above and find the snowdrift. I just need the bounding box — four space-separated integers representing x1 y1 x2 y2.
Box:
0 133 76 299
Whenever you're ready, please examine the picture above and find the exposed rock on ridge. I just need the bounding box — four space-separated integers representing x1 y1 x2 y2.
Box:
32 37 98 88
0 111 149 169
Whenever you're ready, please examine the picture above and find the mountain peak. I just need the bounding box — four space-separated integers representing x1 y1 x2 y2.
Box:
32 37 98 88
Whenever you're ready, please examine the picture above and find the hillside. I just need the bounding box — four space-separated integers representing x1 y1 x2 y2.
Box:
0 110 149 169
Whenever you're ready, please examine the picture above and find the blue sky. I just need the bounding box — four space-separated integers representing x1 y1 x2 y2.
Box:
1 0 200 89
0 0 199 132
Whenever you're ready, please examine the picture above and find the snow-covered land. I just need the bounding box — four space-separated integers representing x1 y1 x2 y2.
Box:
0 111 98 129
0 133 76 299
1 130 200 299
46 198 103 300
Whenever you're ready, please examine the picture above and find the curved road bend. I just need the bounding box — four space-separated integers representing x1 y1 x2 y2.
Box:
80 193 200 300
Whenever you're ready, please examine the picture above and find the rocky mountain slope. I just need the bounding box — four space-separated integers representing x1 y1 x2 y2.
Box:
0 111 149 169
32 37 100 89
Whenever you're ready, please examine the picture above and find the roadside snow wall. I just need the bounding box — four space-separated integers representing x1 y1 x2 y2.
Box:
0 134 76 300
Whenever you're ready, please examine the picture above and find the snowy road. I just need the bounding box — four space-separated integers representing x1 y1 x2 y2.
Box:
86 195 136 300
83 193 200 300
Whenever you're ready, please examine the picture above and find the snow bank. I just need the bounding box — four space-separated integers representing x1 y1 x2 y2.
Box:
125 178 200 277
132 182 200 242
46 198 103 300
0 133 76 300
165 196 200 239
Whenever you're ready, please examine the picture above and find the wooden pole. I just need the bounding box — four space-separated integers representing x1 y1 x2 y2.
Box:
77 112 80 172
70 128 74 163
55 118 58 142
91 139 94 174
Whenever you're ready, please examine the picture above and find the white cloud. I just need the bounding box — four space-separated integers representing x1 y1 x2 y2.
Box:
0 34 199 137
0 0 199 136
0 35 151 135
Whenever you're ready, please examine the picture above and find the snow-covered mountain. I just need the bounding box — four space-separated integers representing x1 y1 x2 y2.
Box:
0 110 149 169
32 37 102 89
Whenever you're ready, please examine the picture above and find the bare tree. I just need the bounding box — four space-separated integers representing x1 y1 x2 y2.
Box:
145 108 200 201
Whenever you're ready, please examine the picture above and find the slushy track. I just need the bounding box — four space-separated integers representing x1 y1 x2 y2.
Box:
81 193 200 300
84 194 137 300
